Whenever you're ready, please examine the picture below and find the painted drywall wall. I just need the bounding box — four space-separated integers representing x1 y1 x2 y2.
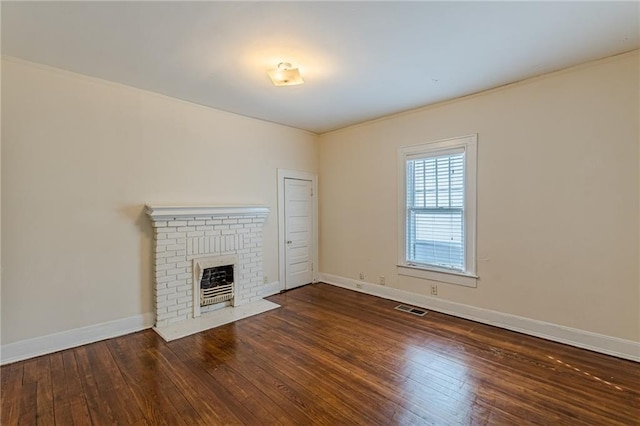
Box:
319 52 639 342
0 54 3 349
1 57 318 345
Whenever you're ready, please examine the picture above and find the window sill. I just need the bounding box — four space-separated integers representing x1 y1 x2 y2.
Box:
397 264 478 288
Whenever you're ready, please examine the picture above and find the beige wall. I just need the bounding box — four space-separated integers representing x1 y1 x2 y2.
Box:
2 51 638 349
319 52 639 342
1 57 318 344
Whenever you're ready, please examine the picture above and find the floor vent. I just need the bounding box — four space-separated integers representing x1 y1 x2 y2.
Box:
394 304 428 317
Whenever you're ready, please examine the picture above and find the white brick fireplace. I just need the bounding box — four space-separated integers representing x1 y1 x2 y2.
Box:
146 205 278 340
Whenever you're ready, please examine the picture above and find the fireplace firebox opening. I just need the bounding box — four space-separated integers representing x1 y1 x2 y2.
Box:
200 264 234 306
192 255 237 318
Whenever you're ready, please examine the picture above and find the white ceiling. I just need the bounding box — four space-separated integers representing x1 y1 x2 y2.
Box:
2 1 638 134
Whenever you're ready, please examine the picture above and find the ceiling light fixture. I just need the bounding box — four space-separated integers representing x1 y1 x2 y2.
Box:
268 62 304 86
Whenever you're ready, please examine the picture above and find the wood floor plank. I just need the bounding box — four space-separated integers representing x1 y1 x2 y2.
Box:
0 363 24 425
1 283 638 425
61 351 93 425
35 356 55 425
49 353 73 426
18 381 37 425
168 336 284 425
169 333 320 424
21 359 38 385
106 335 186 426
86 341 144 424
135 337 221 425
146 336 246 424
74 345 122 425
169 332 288 424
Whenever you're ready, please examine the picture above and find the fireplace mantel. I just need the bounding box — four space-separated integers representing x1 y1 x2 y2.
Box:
146 203 273 334
146 205 270 221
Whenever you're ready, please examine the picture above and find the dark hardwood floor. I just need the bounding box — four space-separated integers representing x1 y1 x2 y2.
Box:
2 283 639 425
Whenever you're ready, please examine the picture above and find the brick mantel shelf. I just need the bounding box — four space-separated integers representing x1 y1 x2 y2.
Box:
146 205 270 221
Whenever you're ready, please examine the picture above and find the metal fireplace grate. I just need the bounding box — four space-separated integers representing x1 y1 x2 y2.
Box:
200 265 234 306
201 283 234 306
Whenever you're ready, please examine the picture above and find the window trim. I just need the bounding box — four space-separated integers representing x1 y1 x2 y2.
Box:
397 134 478 288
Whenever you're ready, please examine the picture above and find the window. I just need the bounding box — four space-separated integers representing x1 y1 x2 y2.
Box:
407 151 465 270
398 135 477 287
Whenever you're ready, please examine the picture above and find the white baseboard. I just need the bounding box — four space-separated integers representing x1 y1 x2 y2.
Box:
5 275 637 364
319 273 640 362
1 281 281 365
262 281 281 297
1 313 154 365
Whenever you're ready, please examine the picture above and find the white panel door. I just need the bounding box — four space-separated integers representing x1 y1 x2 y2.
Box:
285 178 313 289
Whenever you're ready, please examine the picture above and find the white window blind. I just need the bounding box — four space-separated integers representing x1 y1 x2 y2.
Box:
406 150 465 271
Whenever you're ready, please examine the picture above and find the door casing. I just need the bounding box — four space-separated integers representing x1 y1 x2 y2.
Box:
277 169 318 292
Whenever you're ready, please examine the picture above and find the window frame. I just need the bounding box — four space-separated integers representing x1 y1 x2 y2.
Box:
397 134 478 287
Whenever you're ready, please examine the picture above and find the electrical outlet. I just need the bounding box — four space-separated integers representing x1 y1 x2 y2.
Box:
430 285 438 296
356 283 363 289
263 276 269 284
379 276 386 285
359 272 365 280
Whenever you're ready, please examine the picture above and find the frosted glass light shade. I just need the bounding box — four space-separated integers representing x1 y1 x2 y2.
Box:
268 63 304 86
